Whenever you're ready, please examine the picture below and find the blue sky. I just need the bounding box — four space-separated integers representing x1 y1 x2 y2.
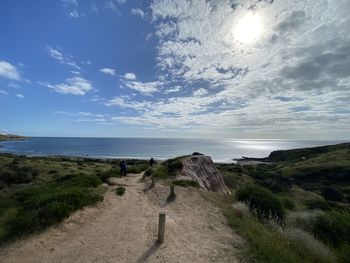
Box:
1 0 349 139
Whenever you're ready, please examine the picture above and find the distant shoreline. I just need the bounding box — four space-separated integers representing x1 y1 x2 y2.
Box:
0 152 165 163
0 134 28 142
1 137 348 164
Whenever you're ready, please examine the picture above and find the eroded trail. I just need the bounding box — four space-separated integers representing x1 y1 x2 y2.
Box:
0 173 244 263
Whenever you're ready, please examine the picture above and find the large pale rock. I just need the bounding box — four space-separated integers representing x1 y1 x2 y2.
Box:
178 155 229 194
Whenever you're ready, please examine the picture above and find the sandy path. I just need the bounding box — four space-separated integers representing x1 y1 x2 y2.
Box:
0 173 244 263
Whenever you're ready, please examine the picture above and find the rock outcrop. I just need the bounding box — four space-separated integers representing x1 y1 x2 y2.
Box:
178 155 229 194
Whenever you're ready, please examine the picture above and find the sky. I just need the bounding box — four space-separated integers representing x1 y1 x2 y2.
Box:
0 0 349 139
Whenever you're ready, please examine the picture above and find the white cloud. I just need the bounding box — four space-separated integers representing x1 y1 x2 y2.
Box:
61 0 78 6
88 95 103 102
46 46 80 70
131 8 145 18
0 61 20 80
123 80 161 94
68 10 80 18
55 111 111 124
77 112 104 118
124 72 136 80
100 0 350 138
100 68 116 76
90 2 98 13
105 97 147 110
16 94 24 99
105 0 121 15
8 83 20 88
41 77 93 95
124 0 349 137
193 88 207 97
164 85 181 94
0 90 8 96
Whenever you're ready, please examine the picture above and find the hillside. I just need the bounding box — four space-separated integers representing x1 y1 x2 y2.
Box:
267 142 350 162
216 142 350 262
0 134 27 141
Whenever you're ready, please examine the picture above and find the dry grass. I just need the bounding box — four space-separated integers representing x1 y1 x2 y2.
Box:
285 210 324 231
283 227 335 262
231 201 250 219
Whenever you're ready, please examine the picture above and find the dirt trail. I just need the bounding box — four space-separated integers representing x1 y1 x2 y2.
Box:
0 173 244 263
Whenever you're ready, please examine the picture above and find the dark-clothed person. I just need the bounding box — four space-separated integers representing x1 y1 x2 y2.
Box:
119 160 127 177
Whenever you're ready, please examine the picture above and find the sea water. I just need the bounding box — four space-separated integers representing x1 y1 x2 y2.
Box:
0 137 346 162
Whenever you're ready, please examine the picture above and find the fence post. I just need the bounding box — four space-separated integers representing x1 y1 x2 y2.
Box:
170 184 175 196
158 212 166 243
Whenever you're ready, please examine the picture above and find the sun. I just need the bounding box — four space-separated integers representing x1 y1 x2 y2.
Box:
233 13 263 44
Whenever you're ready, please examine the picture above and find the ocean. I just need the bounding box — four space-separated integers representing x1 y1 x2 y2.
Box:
0 137 347 162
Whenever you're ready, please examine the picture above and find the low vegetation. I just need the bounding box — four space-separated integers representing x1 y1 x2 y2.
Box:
236 184 285 222
173 179 200 188
145 156 185 179
216 142 350 262
0 155 135 244
115 186 126 196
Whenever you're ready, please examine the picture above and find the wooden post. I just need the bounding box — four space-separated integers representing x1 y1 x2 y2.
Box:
151 177 155 188
158 212 166 243
170 185 175 196
167 184 176 202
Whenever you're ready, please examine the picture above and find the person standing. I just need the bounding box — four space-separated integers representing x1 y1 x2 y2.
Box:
119 160 127 177
149 157 155 167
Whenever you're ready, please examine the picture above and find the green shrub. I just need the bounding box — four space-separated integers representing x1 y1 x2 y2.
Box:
312 211 350 247
127 163 149 173
143 168 152 177
164 158 183 176
236 184 285 221
226 209 319 263
304 199 331 211
223 173 238 189
148 165 167 178
347 195 350 203
96 166 120 182
337 243 350 263
56 174 102 188
255 174 292 193
0 166 38 185
343 186 350 194
5 184 102 239
321 186 344 202
115 186 126 196
280 197 295 210
173 180 200 188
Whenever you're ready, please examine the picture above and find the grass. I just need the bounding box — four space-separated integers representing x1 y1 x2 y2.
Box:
115 186 126 196
0 154 111 245
126 160 149 174
0 182 103 243
173 179 200 188
201 191 335 263
214 142 350 262
236 184 285 221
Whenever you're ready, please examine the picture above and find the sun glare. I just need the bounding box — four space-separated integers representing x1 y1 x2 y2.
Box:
233 13 263 44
